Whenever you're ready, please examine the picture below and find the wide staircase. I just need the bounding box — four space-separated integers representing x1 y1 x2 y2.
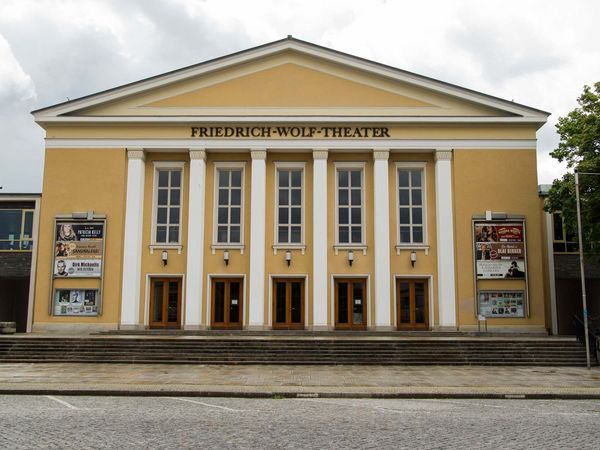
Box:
0 334 590 366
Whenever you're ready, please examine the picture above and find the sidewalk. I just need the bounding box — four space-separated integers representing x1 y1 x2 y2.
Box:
1 363 599 399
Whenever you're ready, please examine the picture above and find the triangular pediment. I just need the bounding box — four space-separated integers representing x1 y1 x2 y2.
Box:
32 37 549 124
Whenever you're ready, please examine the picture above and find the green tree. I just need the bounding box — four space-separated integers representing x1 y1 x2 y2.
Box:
545 82 600 254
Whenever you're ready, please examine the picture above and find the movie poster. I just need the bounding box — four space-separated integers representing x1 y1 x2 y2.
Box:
53 222 104 278
54 289 99 316
478 291 525 318
474 221 526 279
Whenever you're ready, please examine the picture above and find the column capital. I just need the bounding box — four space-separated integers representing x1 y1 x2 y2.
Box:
435 149 453 161
373 149 390 161
127 148 145 161
313 149 329 160
189 149 207 161
250 149 267 160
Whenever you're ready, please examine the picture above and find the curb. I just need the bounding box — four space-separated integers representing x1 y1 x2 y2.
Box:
1 389 599 400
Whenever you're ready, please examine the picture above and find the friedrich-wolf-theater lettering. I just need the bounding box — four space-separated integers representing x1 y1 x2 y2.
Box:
190 126 391 138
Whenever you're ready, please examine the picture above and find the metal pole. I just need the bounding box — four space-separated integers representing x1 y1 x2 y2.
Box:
574 170 591 369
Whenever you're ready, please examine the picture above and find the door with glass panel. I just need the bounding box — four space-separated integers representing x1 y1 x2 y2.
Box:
211 278 243 329
149 278 182 329
334 278 367 330
272 278 304 329
396 279 429 330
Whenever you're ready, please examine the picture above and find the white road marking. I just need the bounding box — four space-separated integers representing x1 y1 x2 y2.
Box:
45 395 79 410
297 398 430 414
170 397 249 412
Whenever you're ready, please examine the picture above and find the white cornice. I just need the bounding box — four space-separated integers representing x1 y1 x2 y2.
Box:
44 138 537 150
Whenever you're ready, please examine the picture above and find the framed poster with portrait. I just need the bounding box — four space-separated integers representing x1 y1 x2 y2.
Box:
473 221 527 279
53 221 105 278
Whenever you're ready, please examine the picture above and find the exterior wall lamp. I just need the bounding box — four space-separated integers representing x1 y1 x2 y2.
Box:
161 250 168 266
348 250 354 266
223 250 230 266
410 250 417 267
285 250 292 267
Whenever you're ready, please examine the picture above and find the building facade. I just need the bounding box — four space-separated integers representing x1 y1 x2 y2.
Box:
31 38 551 333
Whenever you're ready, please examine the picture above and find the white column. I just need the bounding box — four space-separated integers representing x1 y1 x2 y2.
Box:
312 149 329 329
435 149 457 329
248 149 267 329
373 149 392 329
120 149 146 329
184 149 207 330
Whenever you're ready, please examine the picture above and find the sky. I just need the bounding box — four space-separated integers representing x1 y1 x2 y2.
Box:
0 0 599 193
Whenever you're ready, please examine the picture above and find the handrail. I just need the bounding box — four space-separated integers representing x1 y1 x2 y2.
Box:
573 315 600 364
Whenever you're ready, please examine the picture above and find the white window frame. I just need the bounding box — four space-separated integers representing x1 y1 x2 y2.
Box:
334 162 367 254
150 161 185 253
395 162 429 254
273 162 306 254
211 162 246 253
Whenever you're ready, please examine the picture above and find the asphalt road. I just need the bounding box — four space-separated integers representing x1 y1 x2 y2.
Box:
0 396 599 449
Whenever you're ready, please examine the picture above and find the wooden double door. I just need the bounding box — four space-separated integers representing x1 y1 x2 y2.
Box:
149 278 182 329
272 278 305 329
211 278 243 329
334 278 367 330
396 278 429 330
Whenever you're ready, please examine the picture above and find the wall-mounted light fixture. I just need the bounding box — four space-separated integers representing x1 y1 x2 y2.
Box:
161 250 168 266
285 250 292 267
223 250 230 266
410 250 417 268
348 250 354 267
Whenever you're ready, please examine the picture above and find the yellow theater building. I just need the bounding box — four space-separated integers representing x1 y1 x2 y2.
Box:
30 37 551 333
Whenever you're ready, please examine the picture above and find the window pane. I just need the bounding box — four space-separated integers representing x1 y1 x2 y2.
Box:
230 189 241 206
278 227 288 243
168 226 179 243
412 190 422 206
350 170 361 187
169 208 180 224
351 208 361 225
339 208 349 225
217 226 228 243
399 282 410 323
229 281 240 323
351 226 362 243
171 170 181 188
279 189 289 206
553 213 563 241
399 208 410 224
230 226 240 243
218 207 228 224
231 170 242 187
278 170 289 187
412 208 423 225
158 189 168 206
351 189 361 206
399 189 409 206
278 208 288 225
291 170 301 187
413 227 423 243
170 189 180 206
218 189 228 205
338 170 348 187
338 189 348 206
291 208 301 224
291 189 301 206
398 170 409 187
337 282 348 324
275 282 286 323
157 208 167 224
400 226 410 243
338 226 349 244
158 171 169 187
290 226 301 243
156 226 167 243
411 170 421 187
24 211 34 237
218 170 229 187
214 282 225 323
230 207 240 225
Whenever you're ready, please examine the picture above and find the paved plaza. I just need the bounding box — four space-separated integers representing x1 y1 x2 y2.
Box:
0 395 599 449
0 363 599 398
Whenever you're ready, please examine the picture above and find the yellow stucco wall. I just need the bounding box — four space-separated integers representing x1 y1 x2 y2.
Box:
33 148 127 329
